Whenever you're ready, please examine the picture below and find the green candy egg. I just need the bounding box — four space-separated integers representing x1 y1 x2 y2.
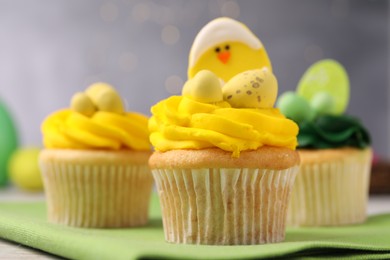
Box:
276 91 315 124
297 59 349 115
0 99 18 186
310 91 335 115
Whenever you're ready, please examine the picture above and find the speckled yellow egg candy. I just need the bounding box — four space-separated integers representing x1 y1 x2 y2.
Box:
223 68 278 108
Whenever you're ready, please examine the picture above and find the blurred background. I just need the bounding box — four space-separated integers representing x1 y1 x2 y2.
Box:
0 0 389 158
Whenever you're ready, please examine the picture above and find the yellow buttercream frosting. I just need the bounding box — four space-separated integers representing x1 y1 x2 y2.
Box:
42 83 150 151
43 109 150 150
149 95 298 157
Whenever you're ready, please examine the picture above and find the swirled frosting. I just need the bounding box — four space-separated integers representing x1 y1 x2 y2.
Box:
42 83 150 151
42 110 150 150
298 115 371 149
149 96 298 157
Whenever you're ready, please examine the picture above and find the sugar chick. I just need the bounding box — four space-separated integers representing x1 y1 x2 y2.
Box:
188 17 272 83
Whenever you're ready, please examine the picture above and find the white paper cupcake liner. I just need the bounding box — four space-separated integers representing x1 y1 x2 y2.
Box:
152 166 298 245
288 149 372 226
40 161 153 228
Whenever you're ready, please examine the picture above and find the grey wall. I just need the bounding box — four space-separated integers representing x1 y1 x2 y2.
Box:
0 0 389 157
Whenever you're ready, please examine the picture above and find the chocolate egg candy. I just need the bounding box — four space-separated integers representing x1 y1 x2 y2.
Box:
222 68 277 108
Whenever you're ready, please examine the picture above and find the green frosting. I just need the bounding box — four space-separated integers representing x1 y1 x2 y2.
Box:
298 115 371 149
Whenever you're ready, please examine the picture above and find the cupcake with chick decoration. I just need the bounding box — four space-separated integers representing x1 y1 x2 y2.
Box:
277 59 372 226
149 68 300 245
39 83 153 228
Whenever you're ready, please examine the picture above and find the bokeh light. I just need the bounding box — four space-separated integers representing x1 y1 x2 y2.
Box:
132 2 151 23
161 25 180 45
152 5 176 26
165 75 184 94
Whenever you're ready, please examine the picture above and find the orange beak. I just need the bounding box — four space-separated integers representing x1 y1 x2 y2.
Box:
218 51 231 64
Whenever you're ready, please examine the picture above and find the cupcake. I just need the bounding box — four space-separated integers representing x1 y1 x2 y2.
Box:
149 68 300 245
277 59 372 226
39 83 153 228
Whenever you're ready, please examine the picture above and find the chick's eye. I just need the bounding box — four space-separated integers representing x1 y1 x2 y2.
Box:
215 47 221 53
225 45 230 50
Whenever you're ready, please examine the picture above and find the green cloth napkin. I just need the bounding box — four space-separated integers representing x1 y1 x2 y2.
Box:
0 194 389 260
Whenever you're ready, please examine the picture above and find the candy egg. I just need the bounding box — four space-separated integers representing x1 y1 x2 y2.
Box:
276 91 315 124
86 83 125 114
182 70 223 103
222 68 277 108
181 79 193 97
310 91 335 115
70 92 96 116
8 147 43 191
297 59 349 115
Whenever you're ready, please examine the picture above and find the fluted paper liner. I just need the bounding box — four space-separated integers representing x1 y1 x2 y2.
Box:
288 149 372 226
152 167 298 245
40 160 153 228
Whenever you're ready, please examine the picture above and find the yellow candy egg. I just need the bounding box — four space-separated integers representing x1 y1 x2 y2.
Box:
85 82 114 99
8 147 43 191
86 83 125 114
70 92 96 116
222 68 278 108
182 70 223 103
181 79 193 97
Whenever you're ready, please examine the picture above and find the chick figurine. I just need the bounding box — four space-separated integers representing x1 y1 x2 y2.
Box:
223 68 277 108
182 70 223 103
188 17 272 83
71 83 125 116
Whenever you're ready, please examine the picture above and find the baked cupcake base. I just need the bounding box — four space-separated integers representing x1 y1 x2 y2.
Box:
40 149 153 228
150 147 299 245
288 148 372 226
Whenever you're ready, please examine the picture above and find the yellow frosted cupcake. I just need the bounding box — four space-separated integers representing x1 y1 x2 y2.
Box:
149 69 300 245
277 59 372 226
39 83 153 228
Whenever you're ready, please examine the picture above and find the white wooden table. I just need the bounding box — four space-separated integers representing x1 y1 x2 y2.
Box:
0 186 389 259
